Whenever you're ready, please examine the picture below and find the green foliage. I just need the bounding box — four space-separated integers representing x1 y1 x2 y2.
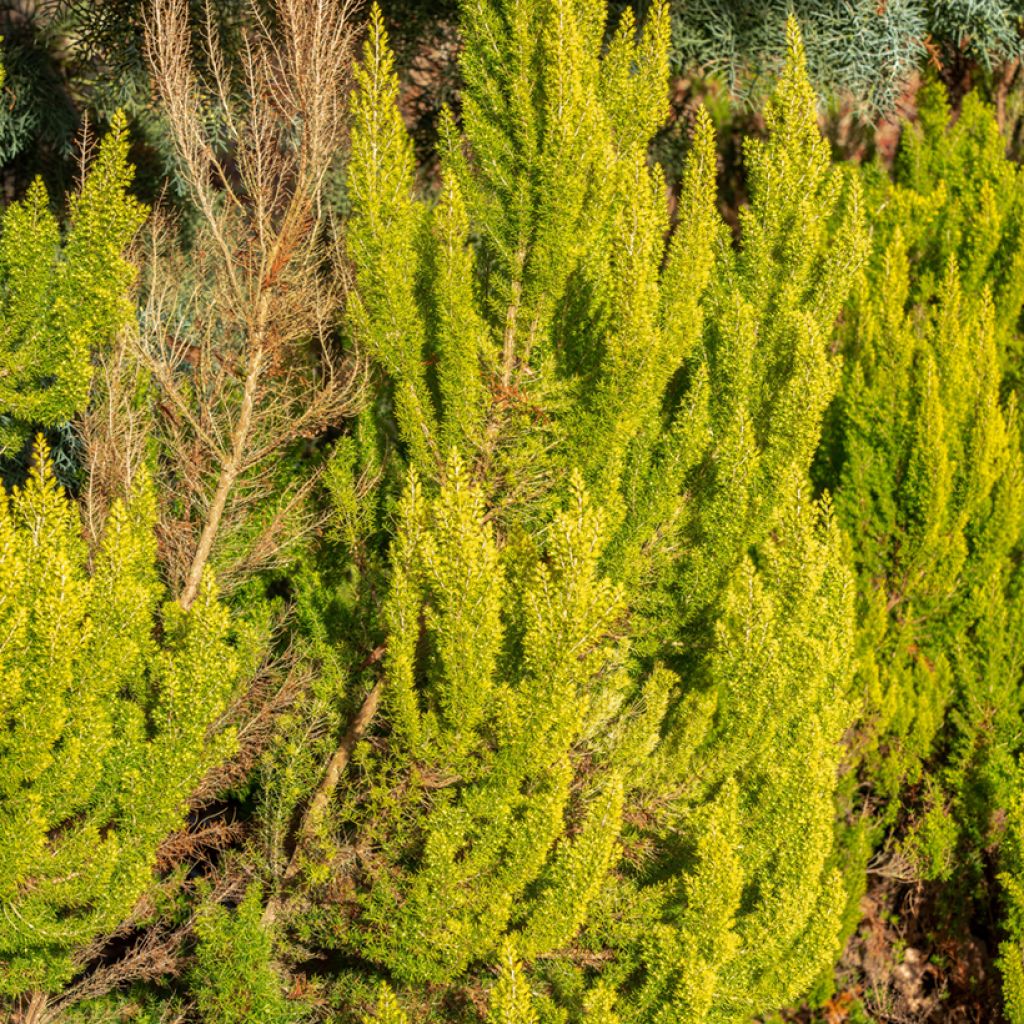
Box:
288 6 864 1021
60 988 187 1023
0 113 146 455
619 486 854 1023
321 464 632 983
0 16 77 171
0 442 238 996
0 1 251 201
1000 792 1024 1024
488 941 540 1024
821 66 1024 1021
363 983 411 1024
666 20 866 628
834 237 1021 803
874 79 1024 383
668 0 1024 113
191 885 299 1024
8 1 1024 1021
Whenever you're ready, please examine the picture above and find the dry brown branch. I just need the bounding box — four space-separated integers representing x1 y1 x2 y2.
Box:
49 5 367 1012
867 847 921 884
287 674 383 864
154 818 248 874
118 0 368 608
11 991 48 1024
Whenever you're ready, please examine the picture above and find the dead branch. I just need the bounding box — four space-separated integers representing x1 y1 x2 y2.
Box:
53 4 368 1012
192 649 313 803
78 337 153 558
104 0 370 608
155 819 248 874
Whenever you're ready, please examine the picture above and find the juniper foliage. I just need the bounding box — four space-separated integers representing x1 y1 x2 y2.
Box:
834 238 1021 806
190 885 299 1024
1000 794 1024 1023
821 74 1024 1018
668 0 1024 112
7 1 1024 1020
874 79 1024 382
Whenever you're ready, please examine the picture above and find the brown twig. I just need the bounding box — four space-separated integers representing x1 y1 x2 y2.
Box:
121 0 368 603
